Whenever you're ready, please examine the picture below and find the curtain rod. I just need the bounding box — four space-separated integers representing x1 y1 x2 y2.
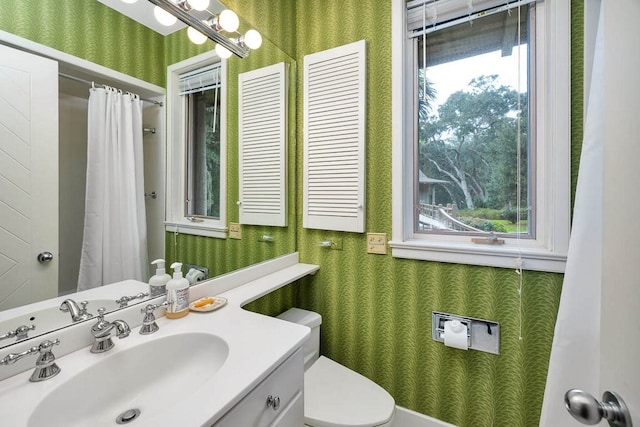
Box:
59 72 164 107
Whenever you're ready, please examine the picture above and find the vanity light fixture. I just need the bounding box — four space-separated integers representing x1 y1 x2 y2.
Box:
187 25 208 44
145 0 262 58
215 43 233 59
153 5 178 26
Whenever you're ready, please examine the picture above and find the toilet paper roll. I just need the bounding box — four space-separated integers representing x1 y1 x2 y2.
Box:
186 268 205 285
444 320 468 350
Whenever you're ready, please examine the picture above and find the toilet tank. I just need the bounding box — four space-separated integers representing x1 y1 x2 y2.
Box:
276 308 322 371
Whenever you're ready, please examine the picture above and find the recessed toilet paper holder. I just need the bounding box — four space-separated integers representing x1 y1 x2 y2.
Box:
432 312 500 355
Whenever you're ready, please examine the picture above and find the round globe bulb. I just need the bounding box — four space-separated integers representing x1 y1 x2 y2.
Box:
187 27 207 45
244 29 262 49
215 43 233 59
121 0 138 4
186 0 209 11
218 9 239 32
154 6 177 26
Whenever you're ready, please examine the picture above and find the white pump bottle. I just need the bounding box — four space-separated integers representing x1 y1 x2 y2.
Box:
149 259 171 297
166 262 190 319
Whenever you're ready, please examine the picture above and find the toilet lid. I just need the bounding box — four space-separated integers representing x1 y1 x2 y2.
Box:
304 356 395 427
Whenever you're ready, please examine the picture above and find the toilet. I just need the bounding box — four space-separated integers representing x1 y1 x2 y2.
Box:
277 308 396 427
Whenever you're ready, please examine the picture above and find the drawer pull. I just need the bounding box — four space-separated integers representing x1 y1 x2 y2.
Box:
266 395 281 410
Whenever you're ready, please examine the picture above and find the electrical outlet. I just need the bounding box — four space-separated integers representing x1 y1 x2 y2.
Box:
229 222 242 239
367 233 387 254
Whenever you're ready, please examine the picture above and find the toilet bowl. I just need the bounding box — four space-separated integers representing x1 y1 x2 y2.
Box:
277 308 396 427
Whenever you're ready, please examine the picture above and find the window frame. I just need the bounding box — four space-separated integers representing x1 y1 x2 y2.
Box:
390 0 570 273
165 51 228 238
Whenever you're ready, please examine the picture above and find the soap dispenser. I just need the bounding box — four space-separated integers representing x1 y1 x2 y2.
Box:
149 259 171 297
166 262 190 319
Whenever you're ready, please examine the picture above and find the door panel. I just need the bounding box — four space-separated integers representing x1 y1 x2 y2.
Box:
600 0 640 419
0 43 58 310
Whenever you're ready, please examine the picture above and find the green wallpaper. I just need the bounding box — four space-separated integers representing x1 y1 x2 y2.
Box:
0 1 584 425
0 0 165 87
249 1 582 426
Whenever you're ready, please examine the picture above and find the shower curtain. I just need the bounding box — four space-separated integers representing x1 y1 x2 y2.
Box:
538 3 604 425
77 86 148 291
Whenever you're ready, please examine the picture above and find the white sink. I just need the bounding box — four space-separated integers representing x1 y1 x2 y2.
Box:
27 332 229 427
0 259 314 426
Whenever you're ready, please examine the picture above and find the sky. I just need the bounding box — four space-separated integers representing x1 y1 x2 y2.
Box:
425 45 529 112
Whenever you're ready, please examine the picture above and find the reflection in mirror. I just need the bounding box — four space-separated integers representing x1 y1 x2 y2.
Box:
0 0 296 349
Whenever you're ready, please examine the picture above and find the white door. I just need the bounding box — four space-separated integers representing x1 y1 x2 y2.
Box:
598 0 640 422
0 43 59 310
565 1 640 424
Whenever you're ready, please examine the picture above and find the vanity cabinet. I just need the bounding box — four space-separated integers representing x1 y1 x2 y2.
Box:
213 349 304 427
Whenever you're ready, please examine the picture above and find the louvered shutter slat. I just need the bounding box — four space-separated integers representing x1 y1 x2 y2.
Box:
238 62 288 226
303 40 366 232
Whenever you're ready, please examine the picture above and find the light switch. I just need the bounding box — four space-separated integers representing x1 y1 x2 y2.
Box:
367 232 387 254
229 223 242 240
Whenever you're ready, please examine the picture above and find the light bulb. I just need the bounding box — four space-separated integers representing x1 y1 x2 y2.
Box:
187 26 207 45
215 43 233 59
154 6 177 26
121 0 138 4
186 0 209 11
244 29 262 49
218 9 239 32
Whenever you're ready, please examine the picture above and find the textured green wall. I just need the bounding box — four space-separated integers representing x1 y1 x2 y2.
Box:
0 0 165 86
250 1 583 426
0 1 583 425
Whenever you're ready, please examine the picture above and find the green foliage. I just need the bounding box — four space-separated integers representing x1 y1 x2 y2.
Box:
502 208 529 224
458 208 503 220
459 217 507 232
418 74 528 212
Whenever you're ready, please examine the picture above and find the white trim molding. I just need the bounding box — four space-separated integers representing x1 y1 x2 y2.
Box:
165 50 228 238
390 0 570 273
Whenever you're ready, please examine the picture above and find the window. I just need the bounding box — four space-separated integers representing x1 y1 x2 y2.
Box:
390 0 570 272
166 52 227 238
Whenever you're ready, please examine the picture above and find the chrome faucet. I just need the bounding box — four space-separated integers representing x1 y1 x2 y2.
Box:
115 292 149 308
0 339 61 382
59 299 94 322
0 324 36 342
90 308 130 353
139 301 168 335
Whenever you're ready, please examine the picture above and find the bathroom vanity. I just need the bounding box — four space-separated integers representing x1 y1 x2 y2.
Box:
0 253 318 426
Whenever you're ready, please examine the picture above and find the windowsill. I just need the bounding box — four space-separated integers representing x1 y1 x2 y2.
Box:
165 221 227 239
388 239 566 273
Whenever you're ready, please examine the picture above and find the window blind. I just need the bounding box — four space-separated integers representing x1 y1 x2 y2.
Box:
179 63 221 95
407 0 538 36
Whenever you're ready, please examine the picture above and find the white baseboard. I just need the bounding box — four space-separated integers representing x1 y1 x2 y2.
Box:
394 406 458 427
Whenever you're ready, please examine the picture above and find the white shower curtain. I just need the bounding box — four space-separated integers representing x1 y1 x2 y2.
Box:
77 86 149 291
539 4 604 425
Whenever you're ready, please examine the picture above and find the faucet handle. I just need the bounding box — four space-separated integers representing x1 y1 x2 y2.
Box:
140 300 168 315
116 292 150 307
139 301 168 335
76 301 93 321
0 338 62 382
0 324 36 342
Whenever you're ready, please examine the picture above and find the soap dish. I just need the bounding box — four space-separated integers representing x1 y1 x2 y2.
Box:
189 296 227 312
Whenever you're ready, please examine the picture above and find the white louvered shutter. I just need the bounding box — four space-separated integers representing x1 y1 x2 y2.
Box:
238 62 288 227
303 40 366 233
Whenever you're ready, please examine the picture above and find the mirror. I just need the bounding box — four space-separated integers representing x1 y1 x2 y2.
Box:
0 0 296 348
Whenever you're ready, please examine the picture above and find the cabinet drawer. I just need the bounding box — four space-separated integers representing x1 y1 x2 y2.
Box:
269 391 303 427
214 349 304 427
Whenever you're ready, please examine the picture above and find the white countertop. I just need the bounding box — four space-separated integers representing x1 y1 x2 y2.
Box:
0 253 319 426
